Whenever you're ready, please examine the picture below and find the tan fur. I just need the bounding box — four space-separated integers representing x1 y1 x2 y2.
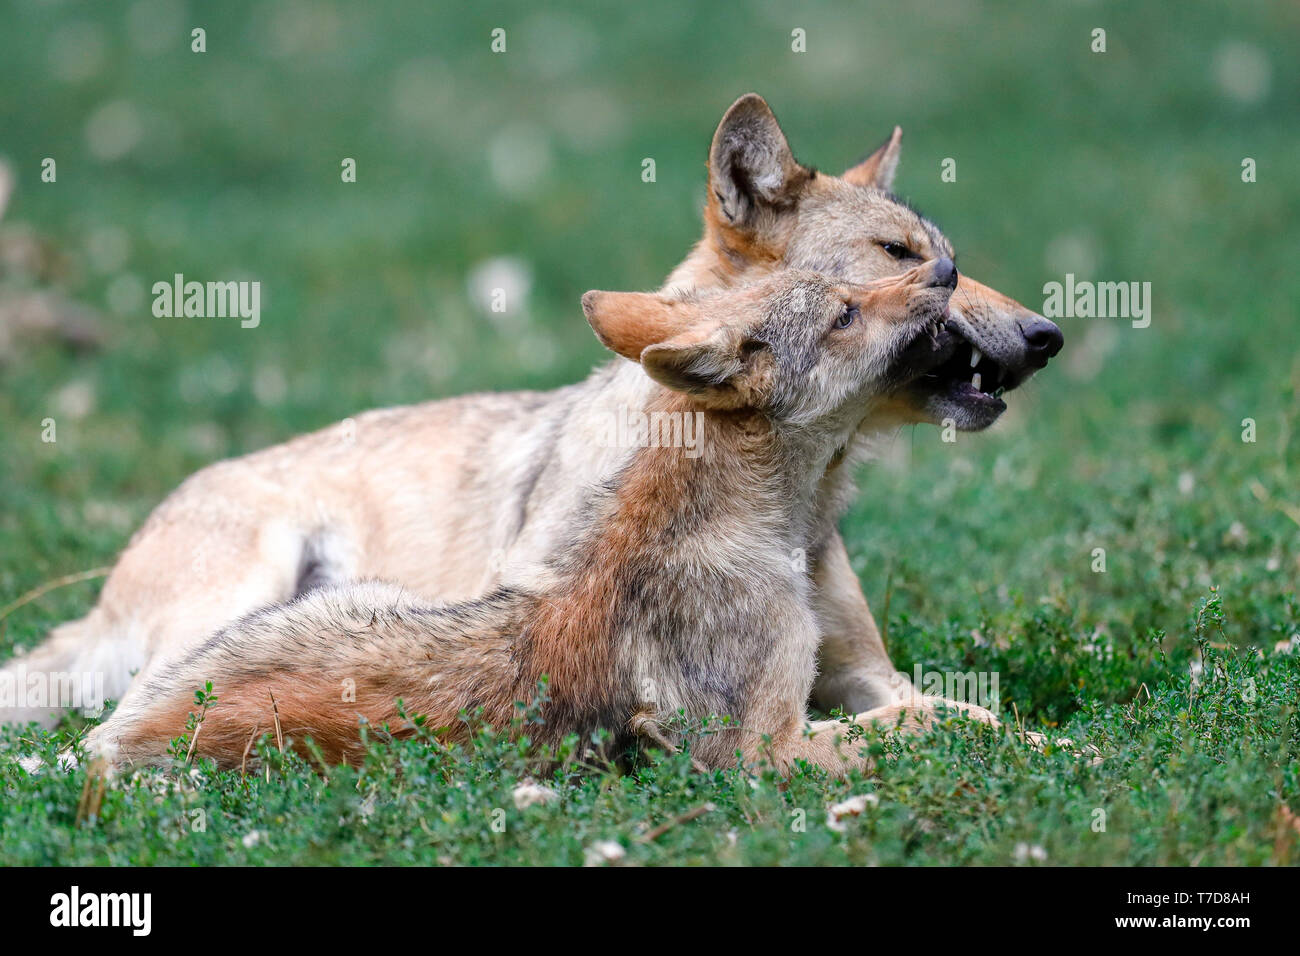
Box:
88 266 1000 773
581 290 698 362
4 94 1058 745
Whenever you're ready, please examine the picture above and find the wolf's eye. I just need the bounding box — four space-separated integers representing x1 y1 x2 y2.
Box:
881 241 917 260
833 306 858 330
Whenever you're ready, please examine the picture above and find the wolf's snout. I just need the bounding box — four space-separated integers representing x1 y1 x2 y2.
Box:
1018 315 1064 366
928 257 957 289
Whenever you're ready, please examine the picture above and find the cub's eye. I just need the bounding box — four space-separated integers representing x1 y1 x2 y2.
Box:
833 306 858 330
881 241 916 260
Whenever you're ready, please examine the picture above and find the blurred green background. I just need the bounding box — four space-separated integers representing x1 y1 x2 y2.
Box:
2 0 1300 868
1 0 1297 700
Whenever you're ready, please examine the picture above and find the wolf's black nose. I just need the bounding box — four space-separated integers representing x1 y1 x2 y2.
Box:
930 257 957 289
1020 315 1064 364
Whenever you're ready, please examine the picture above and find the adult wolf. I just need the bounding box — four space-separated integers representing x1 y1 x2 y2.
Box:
2 94 1061 730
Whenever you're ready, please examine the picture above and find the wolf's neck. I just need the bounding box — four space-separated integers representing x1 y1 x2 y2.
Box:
610 401 826 566
803 411 913 545
659 225 780 297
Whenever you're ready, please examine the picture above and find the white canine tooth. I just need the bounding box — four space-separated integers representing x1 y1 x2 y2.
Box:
969 347 982 368
971 372 982 390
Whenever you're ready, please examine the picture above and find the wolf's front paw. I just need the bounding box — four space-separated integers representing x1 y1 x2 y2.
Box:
847 695 1002 734
1019 729 1104 764
917 696 1001 728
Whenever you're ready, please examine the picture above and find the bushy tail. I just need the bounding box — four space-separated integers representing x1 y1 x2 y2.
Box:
85 582 525 769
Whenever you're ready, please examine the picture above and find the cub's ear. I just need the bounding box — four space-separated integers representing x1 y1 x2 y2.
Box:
843 126 902 191
582 290 756 407
708 93 813 229
641 328 748 405
582 290 699 363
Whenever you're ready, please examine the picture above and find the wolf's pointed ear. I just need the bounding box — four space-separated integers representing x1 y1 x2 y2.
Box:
582 290 700 363
583 290 755 406
708 94 813 228
641 327 748 404
843 126 902 191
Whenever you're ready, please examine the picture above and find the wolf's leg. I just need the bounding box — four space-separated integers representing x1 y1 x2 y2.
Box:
0 610 146 728
744 700 1001 778
809 532 913 714
3 481 344 729
809 534 1005 727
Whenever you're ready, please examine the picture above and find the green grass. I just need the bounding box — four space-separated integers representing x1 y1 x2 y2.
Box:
2 0 1298 865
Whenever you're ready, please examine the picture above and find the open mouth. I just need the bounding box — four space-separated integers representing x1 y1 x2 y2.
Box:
916 327 1017 411
892 312 1027 419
